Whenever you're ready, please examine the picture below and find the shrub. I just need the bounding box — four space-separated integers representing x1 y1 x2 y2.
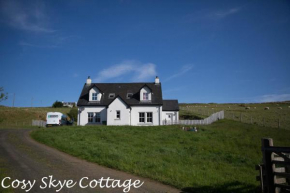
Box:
67 108 78 122
52 101 63 108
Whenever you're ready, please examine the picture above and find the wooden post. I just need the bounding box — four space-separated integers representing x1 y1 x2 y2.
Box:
261 138 275 193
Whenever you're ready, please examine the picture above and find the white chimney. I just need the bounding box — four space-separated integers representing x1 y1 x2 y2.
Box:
155 76 160 84
86 76 92 85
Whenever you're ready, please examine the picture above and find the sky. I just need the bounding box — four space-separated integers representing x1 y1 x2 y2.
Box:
0 0 290 107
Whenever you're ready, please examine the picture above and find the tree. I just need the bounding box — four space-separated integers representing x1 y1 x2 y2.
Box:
0 87 8 102
67 108 78 123
52 101 63 108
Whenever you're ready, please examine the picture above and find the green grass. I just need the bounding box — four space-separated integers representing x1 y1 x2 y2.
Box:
0 106 74 128
31 120 290 192
180 102 290 130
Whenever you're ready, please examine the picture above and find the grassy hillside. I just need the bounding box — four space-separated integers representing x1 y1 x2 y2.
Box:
31 120 290 192
0 106 73 128
180 102 290 130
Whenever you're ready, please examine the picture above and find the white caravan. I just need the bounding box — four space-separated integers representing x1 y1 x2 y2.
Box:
46 112 68 127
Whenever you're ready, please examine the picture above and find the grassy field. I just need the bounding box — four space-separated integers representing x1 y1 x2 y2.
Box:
180 102 290 130
31 120 290 192
0 106 73 128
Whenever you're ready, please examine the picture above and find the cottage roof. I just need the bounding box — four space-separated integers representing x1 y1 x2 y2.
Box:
162 100 179 111
77 82 163 107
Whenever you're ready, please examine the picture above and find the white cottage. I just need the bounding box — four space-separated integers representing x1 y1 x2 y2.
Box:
77 76 179 126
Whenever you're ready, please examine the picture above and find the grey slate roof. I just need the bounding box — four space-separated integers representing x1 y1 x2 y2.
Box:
77 83 163 107
162 100 179 111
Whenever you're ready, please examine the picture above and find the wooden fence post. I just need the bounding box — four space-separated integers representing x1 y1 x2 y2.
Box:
262 138 275 193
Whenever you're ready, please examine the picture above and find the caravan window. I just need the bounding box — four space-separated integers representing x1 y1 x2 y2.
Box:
48 115 58 118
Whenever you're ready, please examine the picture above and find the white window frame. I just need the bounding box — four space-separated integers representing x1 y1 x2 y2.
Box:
116 110 120 119
88 112 94 123
147 112 153 123
92 93 97 101
139 112 153 123
143 93 149 100
139 112 145 123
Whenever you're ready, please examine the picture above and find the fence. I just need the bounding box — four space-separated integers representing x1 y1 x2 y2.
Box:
180 106 289 130
32 120 46 127
163 111 224 125
256 138 290 193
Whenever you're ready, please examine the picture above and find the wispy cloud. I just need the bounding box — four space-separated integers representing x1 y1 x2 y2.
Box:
73 73 79 78
164 65 193 82
19 41 57 48
185 7 243 23
208 8 241 20
0 0 55 33
258 94 290 103
94 60 157 82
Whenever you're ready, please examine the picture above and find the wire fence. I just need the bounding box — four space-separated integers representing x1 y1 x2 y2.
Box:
180 106 289 130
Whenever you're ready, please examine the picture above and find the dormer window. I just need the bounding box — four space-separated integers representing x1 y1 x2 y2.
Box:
89 87 102 101
127 93 133 99
140 86 151 101
143 93 149 100
92 93 97 101
108 93 115 99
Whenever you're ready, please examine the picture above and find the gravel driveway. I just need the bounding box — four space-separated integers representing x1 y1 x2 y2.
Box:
0 129 180 193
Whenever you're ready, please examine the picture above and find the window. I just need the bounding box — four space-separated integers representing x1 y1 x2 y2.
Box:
147 112 153 123
139 112 145 123
143 93 149 100
116 110 120 119
48 115 58 118
127 93 133 99
88 112 93 123
95 113 101 123
109 93 115 99
92 93 97 101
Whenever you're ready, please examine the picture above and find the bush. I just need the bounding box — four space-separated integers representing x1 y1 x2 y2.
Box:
52 101 63 108
67 108 78 122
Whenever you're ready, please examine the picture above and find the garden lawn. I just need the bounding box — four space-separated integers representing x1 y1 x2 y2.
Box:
31 120 290 192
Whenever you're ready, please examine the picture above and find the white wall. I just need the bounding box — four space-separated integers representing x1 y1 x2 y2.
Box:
131 106 162 126
162 111 179 122
140 87 151 101
78 106 107 126
89 87 102 101
107 98 130 125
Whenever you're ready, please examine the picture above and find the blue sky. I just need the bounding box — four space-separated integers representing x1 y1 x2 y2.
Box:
0 0 290 107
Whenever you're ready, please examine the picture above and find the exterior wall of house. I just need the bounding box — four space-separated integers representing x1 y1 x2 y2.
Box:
89 87 102 101
162 111 179 123
107 98 130 125
78 106 107 126
140 87 152 101
131 106 162 126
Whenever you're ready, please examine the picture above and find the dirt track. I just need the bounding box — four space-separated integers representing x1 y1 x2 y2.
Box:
0 129 180 193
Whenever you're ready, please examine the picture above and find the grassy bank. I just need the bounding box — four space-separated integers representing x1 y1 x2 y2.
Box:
0 106 73 128
31 120 290 192
180 102 290 130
